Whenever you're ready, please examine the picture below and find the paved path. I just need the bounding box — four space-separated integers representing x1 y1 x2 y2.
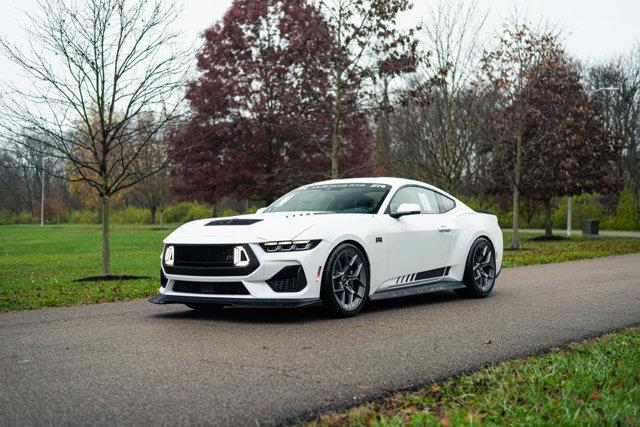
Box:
506 228 640 238
1 254 639 426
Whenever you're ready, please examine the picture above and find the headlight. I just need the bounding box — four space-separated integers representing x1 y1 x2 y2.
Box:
164 245 174 266
260 239 321 253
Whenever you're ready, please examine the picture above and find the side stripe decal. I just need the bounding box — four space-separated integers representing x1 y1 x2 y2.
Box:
393 267 451 286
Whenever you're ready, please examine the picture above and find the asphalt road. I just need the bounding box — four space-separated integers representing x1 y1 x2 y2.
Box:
1 254 639 426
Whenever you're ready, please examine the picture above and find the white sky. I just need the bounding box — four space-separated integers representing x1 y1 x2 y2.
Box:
1 0 638 90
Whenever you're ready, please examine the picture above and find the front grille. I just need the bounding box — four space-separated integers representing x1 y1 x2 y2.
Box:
164 244 259 277
266 266 307 293
173 281 249 295
174 245 234 266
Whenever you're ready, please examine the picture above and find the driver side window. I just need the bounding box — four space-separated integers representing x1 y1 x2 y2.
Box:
388 186 440 214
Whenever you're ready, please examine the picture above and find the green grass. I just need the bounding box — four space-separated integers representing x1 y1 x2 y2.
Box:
0 224 175 312
502 232 640 267
0 226 639 312
309 328 640 426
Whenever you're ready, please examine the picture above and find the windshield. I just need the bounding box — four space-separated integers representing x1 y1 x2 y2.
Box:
265 183 391 214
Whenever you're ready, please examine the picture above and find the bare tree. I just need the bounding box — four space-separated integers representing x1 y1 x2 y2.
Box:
480 23 558 249
388 0 487 192
586 53 640 213
0 0 191 276
131 112 172 226
316 0 420 178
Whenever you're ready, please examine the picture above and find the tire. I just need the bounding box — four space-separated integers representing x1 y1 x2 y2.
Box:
321 243 370 317
455 237 496 298
185 303 224 312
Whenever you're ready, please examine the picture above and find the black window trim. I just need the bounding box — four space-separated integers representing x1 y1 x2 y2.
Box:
383 184 457 215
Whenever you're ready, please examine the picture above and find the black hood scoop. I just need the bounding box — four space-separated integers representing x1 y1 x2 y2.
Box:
205 218 263 226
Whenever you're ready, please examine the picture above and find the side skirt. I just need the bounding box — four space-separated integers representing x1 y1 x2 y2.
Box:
369 280 465 301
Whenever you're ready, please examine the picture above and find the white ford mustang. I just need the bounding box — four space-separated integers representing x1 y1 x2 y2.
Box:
150 177 503 316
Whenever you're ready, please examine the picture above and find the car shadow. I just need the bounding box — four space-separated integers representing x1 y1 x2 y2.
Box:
151 290 463 324
153 305 327 324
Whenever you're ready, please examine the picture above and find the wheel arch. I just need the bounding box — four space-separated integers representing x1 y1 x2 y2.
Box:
328 239 372 280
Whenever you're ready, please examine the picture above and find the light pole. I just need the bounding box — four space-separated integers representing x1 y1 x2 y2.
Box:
566 86 618 236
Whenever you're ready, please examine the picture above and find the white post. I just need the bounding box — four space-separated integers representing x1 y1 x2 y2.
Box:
40 157 45 227
566 195 572 236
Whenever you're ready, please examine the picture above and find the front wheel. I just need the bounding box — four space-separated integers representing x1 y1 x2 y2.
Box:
456 237 496 298
321 243 369 317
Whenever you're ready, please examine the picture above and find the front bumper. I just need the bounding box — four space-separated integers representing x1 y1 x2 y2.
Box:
154 240 331 306
149 293 321 308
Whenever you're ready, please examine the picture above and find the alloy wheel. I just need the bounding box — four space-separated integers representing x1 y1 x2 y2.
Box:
331 247 367 311
472 241 495 291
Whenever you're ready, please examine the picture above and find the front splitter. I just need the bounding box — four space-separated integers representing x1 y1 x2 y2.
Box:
149 293 321 309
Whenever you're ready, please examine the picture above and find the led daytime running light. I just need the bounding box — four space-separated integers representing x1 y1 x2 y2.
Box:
261 240 320 252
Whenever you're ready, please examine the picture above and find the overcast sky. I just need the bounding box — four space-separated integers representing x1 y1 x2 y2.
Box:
1 0 638 88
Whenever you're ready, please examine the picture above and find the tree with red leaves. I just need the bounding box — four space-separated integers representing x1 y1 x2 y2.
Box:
169 0 372 205
520 51 619 236
486 49 620 237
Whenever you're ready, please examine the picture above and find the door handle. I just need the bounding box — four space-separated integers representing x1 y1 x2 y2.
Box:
438 226 452 233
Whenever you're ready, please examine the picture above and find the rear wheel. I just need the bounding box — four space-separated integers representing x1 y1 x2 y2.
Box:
321 243 369 317
455 237 496 298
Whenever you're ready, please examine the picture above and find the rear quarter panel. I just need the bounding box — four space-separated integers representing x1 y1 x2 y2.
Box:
450 211 503 280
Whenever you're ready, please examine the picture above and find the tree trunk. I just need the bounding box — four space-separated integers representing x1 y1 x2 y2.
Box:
331 74 343 179
379 78 391 173
40 161 45 227
159 209 164 230
150 205 157 225
331 116 341 179
511 133 523 250
544 199 553 237
511 185 520 249
101 194 110 276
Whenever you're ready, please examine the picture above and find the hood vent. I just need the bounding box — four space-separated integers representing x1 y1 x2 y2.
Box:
205 218 263 226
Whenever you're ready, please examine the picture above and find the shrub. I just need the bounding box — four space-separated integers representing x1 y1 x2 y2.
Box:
69 210 99 224
111 206 150 224
602 189 640 231
0 210 16 225
219 207 239 218
164 202 212 223
17 211 36 224
552 193 604 230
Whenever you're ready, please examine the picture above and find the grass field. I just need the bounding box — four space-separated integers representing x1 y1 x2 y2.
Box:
0 224 174 312
308 328 640 426
1 224 640 312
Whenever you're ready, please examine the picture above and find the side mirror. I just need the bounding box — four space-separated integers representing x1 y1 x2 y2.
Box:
390 203 421 219
256 207 267 214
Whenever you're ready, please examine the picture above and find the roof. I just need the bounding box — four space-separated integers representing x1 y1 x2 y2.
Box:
312 177 438 190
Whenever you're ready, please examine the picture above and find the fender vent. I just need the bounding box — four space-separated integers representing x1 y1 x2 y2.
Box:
205 218 263 226
266 266 307 293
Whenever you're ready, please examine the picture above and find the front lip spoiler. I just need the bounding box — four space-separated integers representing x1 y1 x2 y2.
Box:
149 293 321 309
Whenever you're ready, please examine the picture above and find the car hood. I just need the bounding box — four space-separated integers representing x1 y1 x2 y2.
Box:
164 212 368 245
